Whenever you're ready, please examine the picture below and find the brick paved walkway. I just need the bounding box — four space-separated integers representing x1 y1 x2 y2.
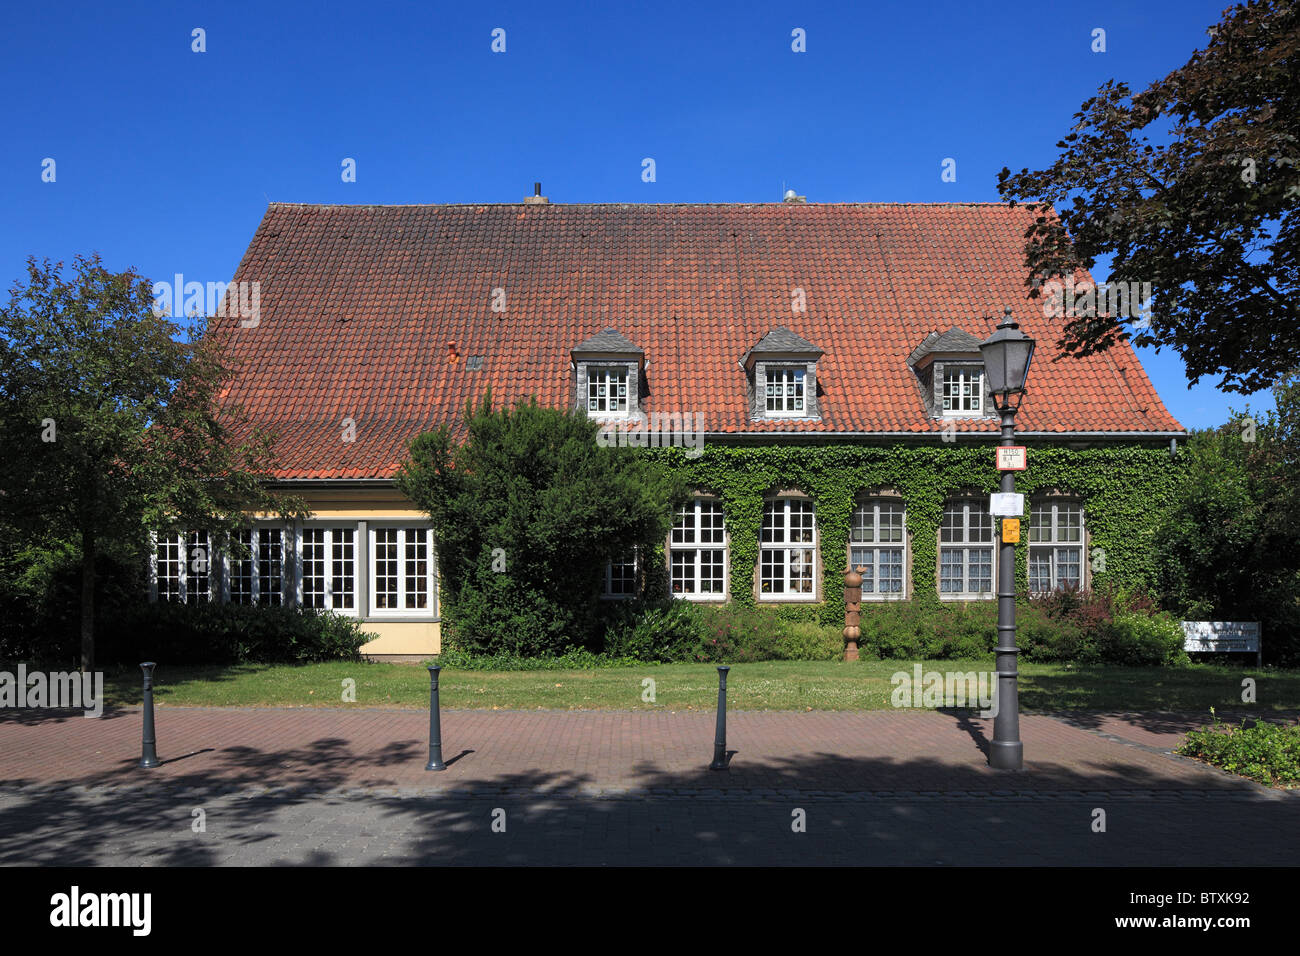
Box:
1 707 1295 865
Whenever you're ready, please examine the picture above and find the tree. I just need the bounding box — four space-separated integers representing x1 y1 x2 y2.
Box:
997 0 1299 393
1152 372 1300 663
397 392 686 656
0 254 302 670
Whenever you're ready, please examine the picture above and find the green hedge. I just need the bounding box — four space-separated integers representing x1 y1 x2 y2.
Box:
578 588 1185 667
598 602 843 664
95 602 368 665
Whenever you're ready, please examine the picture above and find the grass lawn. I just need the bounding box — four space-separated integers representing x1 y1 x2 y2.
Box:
97 659 1300 714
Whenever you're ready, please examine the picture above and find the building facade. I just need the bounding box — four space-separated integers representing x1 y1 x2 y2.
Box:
153 198 1185 657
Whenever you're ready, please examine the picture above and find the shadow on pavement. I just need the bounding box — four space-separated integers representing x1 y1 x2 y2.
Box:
0 735 1290 866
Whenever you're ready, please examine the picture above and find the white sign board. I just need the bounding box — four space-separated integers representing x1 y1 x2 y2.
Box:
989 493 1024 517
996 446 1027 470
1182 621 1261 663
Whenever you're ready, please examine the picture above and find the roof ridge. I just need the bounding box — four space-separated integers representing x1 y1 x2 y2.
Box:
264 200 1021 209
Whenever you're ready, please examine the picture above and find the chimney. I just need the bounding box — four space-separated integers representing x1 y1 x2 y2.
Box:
524 181 549 204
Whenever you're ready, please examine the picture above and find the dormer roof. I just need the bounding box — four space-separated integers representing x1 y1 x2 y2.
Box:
907 327 984 368
741 326 824 369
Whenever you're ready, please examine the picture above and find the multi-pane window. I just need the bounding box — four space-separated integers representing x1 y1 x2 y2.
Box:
765 368 806 416
1029 501 1084 593
587 368 629 415
301 527 356 612
603 551 638 598
229 527 285 605
942 368 984 414
669 499 727 599
150 521 442 619
155 531 212 604
849 501 906 597
939 499 995 597
760 498 816 598
370 526 435 614
156 533 182 602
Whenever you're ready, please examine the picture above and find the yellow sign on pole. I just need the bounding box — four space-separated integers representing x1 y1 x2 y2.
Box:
1002 518 1020 544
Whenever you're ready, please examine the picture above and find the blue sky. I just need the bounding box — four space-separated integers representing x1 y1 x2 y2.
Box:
0 0 1274 428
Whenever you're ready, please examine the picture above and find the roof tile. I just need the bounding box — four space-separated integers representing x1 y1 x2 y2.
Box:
210 202 1184 479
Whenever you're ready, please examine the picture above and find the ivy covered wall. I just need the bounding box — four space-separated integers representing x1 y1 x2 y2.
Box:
641 441 1184 626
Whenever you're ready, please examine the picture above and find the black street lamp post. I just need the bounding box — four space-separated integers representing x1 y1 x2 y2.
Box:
979 308 1035 771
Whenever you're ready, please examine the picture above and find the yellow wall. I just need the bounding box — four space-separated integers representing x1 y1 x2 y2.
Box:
258 488 426 520
360 620 441 658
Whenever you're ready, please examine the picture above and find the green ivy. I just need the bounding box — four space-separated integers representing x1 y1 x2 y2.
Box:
639 441 1183 627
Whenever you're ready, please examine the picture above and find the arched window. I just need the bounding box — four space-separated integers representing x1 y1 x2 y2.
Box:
938 498 995 599
850 499 906 598
760 497 817 599
669 498 727 600
1028 499 1085 592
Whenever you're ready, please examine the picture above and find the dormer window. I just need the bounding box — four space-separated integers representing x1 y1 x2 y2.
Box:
765 367 806 416
741 327 823 421
587 367 629 416
571 327 644 421
942 368 984 415
907 326 993 420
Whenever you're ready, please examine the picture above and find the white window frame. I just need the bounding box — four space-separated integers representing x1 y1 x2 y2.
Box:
668 498 728 601
1028 500 1085 594
849 500 907 600
938 498 996 600
764 367 807 418
299 524 359 615
368 524 437 618
759 497 818 601
942 367 984 415
602 549 638 599
151 530 214 604
587 366 630 417
226 525 288 606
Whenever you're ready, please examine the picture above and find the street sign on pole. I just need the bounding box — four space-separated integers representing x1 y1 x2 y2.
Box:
1002 518 1020 544
989 492 1024 516
996 446 1027 470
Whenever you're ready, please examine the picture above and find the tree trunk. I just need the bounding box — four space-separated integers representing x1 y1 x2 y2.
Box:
81 527 95 673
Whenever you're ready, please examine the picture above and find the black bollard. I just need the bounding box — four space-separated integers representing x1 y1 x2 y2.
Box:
139 662 160 769
709 665 730 770
425 664 446 771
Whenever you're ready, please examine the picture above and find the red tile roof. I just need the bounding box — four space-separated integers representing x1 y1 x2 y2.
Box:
210 202 1185 480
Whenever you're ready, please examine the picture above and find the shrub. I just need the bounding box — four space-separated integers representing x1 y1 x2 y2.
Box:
96 602 368 665
1028 584 1190 666
935 602 999 658
854 602 996 661
1177 710 1300 787
1017 602 1091 663
1031 584 1155 632
602 601 708 663
1097 611 1190 667
777 621 844 661
693 605 785 662
397 393 685 657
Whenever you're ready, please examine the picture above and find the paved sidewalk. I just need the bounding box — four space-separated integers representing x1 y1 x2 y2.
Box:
1 707 1295 865
0 706 1265 791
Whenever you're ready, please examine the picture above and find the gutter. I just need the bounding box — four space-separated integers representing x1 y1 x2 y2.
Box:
266 430 1186 485
702 430 1188 440
270 478 399 489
